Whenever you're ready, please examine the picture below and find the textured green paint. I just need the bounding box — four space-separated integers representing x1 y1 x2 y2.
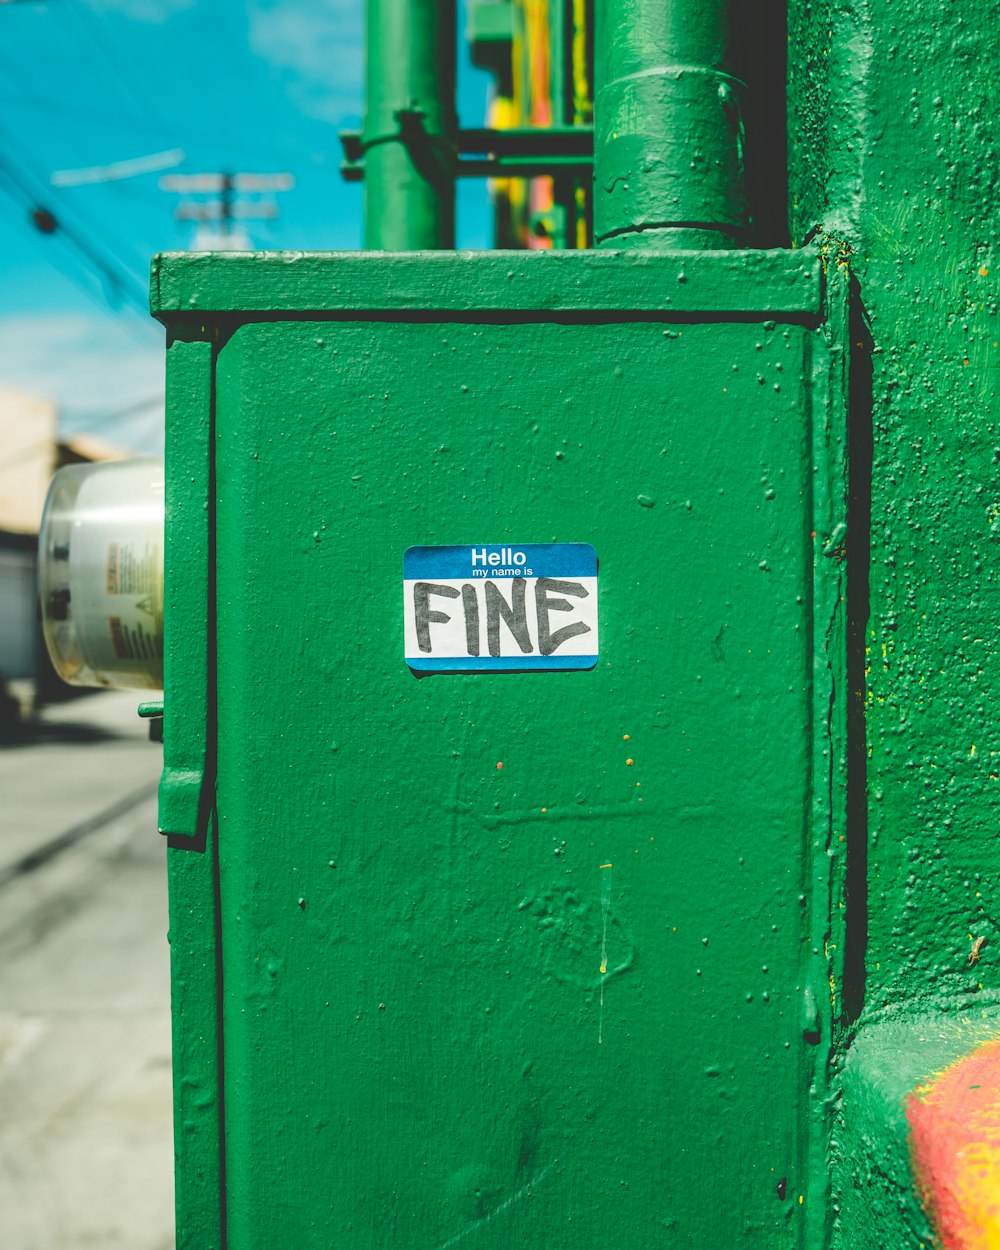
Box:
363 0 456 248
150 247 821 316
159 333 214 840
786 2 1000 1245
167 815 225 1250
593 0 748 249
155 248 848 1248
161 332 225 1248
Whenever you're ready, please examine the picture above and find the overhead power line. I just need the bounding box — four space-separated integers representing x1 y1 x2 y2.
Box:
51 148 184 188
0 151 150 317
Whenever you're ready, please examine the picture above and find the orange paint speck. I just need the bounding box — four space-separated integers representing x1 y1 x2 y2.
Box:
909 1037 1000 1249
979 266 989 276
541 807 547 813
496 762 503 770
626 758 634 766
623 733 631 741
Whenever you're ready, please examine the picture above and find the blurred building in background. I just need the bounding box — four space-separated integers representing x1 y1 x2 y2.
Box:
0 385 125 722
470 0 592 249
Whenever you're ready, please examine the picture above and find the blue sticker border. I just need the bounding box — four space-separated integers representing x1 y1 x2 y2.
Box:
403 542 597 581
407 655 599 673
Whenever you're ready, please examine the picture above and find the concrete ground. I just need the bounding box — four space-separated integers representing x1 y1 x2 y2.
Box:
0 690 174 1250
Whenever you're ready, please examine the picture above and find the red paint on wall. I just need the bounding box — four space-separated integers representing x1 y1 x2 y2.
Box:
907 1037 1000 1249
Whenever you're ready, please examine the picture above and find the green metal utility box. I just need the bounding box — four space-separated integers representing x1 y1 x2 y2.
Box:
153 247 848 1250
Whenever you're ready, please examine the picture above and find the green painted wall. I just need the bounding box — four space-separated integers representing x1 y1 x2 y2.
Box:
787 2 1000 1244
789 0 1000 1038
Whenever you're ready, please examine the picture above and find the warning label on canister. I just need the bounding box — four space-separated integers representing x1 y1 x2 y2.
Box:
403 544 598 672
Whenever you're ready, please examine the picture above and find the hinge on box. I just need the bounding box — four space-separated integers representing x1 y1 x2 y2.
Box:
140 700 208 839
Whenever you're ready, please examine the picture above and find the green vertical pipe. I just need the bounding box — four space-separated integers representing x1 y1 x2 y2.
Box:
593 0 749 249
363 0 457 249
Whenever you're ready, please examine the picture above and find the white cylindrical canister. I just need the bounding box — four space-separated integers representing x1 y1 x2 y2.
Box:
38 458 164 691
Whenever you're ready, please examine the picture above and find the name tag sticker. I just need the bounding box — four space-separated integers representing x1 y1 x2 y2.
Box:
403 544 598 673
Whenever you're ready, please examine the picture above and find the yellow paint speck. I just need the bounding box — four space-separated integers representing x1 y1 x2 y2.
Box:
623 733 630 741
799 1196 804 1205
971 744 977 758
599 862 613 869
625 758 634 766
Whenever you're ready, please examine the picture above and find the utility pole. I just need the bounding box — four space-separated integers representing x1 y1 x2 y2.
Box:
362 0 456 249
159 171 294 250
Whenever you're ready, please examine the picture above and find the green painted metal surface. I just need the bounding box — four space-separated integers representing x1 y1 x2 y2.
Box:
593 0 748 249
150 248 821 316
159 333 214 840
785 3 1000 1244
161 330 225 1248
154 249 848 1249
363 0 456 248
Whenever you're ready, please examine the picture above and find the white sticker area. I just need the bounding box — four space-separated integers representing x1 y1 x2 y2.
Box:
403 544 598 672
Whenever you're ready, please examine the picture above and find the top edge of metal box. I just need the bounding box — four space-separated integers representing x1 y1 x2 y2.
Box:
150 247 824 320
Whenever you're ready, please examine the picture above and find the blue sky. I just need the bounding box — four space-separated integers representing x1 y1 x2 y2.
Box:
0 0 492 452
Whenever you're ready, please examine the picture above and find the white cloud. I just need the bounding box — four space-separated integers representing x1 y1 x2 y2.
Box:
0 313 164 454
87 0 197 23
248 0 363 123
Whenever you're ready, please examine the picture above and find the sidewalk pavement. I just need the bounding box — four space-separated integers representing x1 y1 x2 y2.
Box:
0 690 175 1250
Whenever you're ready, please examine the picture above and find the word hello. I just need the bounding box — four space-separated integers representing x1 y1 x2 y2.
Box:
470 547 533 577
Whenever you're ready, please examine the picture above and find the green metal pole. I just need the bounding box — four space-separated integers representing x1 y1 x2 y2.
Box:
593 0 749 249
363 0 457 249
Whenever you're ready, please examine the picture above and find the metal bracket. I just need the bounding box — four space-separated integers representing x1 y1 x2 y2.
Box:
138 699 164 744
339 122 593 183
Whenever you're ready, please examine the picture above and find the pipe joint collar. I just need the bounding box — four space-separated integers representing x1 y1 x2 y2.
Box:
594 68 750 248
